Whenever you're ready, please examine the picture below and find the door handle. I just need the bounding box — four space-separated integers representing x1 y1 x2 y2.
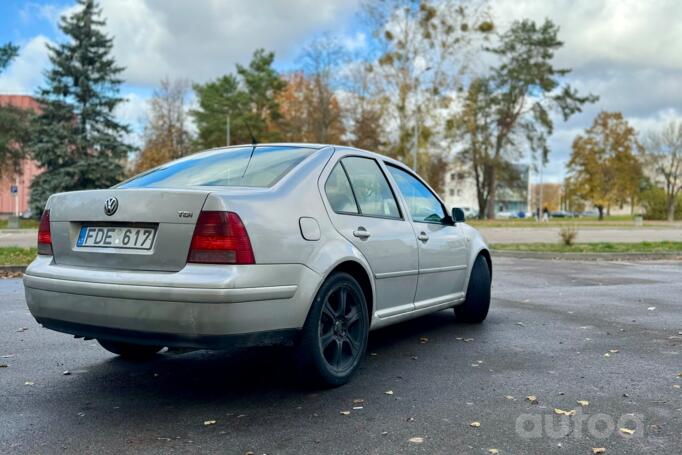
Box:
353 227 371 239
417 232 429 242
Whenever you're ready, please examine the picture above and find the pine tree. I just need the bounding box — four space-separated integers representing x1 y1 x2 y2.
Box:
29 0 132 213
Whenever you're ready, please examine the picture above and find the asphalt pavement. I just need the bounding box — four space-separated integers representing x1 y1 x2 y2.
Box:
1 258 681 454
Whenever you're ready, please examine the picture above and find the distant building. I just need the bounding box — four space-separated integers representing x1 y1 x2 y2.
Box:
442 162 530 217
0 95 43 216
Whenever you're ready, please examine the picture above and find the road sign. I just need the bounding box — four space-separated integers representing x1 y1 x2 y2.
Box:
10 185 18 194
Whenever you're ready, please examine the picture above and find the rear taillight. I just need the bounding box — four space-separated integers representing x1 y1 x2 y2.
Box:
187 211 255 264
37 209 53 255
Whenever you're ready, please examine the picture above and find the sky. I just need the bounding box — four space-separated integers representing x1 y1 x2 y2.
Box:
1 0 681 183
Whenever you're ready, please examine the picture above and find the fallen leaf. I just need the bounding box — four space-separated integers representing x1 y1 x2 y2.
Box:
488 450 499 454
381 431 388 436
673 385 680 389
609 349 619 353
470 421 481 428
516 322 525 327
352 406 363 410
339 411 351 416
647 306 655 311
411 356 418 360
619 428 635 435
577 400 590 407
504 395 515 400
677 372 682 378
603 353 611 357
1 354 14 358
408 437 424 444
352 399 365 404
24 381 34 385
0 364 7 368
384 390 394 395
419 337 429 344
16 327 28 332
62 370 71 376
203 420 216 426
464 338 474 342
554 408 576 417
370 352 378 356
526 395 539 404
592 449 606 454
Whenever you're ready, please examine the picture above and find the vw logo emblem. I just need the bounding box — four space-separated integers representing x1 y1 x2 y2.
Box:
104 197 119 216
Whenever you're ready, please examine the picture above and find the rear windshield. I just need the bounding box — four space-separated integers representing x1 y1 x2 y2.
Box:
119 146 316 189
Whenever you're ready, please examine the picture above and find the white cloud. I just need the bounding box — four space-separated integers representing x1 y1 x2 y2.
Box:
98 0 360 86
0 35 52 95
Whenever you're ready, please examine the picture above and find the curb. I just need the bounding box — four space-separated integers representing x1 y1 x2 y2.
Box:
0 265 27 274
491 250 682 261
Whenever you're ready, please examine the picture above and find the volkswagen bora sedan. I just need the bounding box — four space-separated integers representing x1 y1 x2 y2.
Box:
24 143 491 386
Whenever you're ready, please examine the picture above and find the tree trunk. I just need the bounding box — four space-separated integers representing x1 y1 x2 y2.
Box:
485 165 496 219
597 205 604 221
666 194 676 222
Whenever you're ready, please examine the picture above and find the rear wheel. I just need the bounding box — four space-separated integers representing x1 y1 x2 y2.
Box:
297 272 369 387
97 339 163 359
455 255 491 323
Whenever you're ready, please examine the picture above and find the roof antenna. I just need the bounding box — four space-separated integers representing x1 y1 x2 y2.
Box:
242 118 259 145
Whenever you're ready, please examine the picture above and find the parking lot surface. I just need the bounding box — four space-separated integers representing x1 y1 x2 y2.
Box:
1 257 680 454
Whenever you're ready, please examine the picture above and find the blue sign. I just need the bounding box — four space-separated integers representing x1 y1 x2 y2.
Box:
10 185 18 194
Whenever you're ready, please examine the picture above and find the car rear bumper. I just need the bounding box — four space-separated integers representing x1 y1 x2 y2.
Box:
23 256 321 348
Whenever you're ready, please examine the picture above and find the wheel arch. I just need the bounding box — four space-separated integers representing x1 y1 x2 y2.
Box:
322 260 374 324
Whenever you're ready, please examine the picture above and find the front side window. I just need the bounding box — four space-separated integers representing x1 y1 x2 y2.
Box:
387 165 447 224
329 156 400 219
119 146 316 189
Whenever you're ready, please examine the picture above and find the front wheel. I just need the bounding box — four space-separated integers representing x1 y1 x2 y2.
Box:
297 272 369 387
97 339 163 359
455 255 491 323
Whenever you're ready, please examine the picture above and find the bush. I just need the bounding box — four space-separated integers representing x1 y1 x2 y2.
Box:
640 187 682 220
559 225 578 246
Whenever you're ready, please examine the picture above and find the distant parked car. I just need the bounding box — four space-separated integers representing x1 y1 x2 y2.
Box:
496 211 517 219
23 143 492 386
20 209 34 219
581 210 599 217
550 210 572 218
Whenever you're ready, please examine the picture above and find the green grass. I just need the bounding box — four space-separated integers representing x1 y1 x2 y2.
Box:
0 247 37 266
466 216 673 228
491 241 682 254
0 219 39 229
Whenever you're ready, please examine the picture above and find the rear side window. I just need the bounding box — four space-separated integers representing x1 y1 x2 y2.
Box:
387 165 447 223
119 146 316 189
325 164 359 214
337 157 400 219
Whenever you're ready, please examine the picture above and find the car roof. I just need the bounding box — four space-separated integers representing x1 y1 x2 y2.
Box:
205 142 414 172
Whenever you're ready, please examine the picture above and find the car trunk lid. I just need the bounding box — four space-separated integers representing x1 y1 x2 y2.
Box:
48 188 210 272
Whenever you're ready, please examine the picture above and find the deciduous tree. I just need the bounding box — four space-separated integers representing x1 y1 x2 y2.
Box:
133 78 193 174
29 0 132 213
567 112 642 220
642 120 682 221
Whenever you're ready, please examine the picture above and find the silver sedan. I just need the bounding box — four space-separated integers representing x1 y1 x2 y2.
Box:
23 144 492 386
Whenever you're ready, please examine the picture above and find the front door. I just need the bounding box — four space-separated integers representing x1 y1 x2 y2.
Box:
322 155 419 318
385 165 468 309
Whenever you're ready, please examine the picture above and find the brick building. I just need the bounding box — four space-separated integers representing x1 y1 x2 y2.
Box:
0 95 43 216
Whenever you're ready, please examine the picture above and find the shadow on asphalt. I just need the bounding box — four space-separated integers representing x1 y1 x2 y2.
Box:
69 309 489 403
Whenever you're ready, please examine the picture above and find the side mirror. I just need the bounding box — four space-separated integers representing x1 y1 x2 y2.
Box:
452 207 466 223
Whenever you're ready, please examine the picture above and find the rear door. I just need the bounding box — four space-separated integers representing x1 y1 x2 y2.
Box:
385 164 468 309
322 155 418 318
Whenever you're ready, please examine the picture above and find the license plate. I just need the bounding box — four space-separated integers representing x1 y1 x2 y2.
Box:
77 226 156 250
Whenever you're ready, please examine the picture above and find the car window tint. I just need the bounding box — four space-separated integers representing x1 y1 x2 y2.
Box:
325 163 359 214
119 146 315 189
387 165 446 223
341 157 400 218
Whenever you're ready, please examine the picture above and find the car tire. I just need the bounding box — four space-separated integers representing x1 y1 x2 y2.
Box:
97 339 163 359
455 255 491 323
296 272 369 387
